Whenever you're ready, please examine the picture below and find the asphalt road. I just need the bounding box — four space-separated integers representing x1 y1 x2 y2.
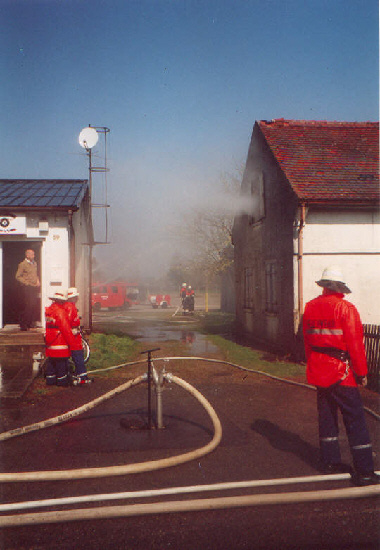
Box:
0 306 379 549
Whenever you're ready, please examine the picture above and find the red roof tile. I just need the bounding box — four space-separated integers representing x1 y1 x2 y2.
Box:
258 119 379 204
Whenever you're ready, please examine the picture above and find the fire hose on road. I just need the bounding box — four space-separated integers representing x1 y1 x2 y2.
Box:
87 356 380 421
0 355 378 526
0 484 378 528
0 372 223 482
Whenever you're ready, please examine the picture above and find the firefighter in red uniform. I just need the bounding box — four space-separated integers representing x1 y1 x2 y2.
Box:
180 283 187 305
45 290 75 387
65 287 92 384
186 285 195 313
303 266 379 486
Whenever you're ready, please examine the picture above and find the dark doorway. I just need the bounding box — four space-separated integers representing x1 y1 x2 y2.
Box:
3 242 41 325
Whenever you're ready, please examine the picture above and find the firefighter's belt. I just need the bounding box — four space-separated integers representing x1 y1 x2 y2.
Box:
311 346 349 362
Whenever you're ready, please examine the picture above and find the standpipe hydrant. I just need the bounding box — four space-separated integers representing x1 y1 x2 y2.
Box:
152 359 168 429
141 348 169 430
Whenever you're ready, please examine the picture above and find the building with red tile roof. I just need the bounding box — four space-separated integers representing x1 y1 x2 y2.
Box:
233 119 379 360
258 119 379 204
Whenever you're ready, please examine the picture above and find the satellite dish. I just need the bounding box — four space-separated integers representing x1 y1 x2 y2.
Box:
79 127 99 150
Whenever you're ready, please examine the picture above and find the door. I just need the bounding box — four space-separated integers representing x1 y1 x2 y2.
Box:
3 242 42 325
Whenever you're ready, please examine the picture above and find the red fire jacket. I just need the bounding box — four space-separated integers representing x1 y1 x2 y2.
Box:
45 302 75 358
303 291 367 387
64 302 82 351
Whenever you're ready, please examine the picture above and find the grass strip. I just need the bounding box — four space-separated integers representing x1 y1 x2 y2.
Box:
88 333 141 371
208 334 306 379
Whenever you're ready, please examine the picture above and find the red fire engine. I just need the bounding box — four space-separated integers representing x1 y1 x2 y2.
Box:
92 282 139 310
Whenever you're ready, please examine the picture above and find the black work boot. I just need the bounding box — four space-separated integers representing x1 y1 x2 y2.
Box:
322 462 352 475
351 471 380 486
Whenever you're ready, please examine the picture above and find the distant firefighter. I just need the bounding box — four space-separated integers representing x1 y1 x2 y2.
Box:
180 283 187 306
186 286 195 313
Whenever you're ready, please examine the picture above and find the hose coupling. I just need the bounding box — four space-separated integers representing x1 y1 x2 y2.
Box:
164 373 174 384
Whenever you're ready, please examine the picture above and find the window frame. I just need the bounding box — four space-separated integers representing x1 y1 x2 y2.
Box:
265 261 279 314
244 267 255 309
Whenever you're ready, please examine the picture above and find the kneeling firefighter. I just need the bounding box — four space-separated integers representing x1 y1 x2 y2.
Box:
45 290 75 387
65 287 92 384
303 266 379 486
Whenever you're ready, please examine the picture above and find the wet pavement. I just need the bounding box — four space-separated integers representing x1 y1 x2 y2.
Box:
0 353 379 549
92 299 223 352
0 306 379 549
0 325 44 400
93 309 220 356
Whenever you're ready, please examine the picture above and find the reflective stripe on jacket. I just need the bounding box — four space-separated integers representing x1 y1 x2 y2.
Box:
302 292 367 387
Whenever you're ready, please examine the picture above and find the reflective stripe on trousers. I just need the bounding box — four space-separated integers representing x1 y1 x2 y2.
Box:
317 385 374 474
45 357 69 387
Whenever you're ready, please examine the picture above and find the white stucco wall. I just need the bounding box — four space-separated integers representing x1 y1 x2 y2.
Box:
0 208 91 329
294 209 380 325
41 215 70 315
0 245 3 328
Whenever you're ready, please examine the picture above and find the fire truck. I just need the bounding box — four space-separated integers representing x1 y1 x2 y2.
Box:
92 282 139 310
149 294 171 309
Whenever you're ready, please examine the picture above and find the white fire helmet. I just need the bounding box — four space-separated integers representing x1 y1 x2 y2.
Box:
182 283 187 287
49 290 68 301
316 266 351 294
67 287 80 299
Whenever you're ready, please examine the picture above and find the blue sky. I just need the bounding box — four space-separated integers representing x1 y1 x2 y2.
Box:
2 0 379 279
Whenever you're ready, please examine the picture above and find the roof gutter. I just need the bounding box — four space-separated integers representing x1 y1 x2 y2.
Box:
0 206 80 213
298 199 379 209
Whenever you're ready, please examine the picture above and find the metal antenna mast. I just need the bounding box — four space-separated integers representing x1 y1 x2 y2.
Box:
78 125 111 331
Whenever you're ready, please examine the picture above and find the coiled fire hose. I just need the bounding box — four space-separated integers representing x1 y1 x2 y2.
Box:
0 357 378 526
0 373 222 482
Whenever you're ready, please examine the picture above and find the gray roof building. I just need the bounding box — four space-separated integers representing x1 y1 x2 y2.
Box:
0 180 88 210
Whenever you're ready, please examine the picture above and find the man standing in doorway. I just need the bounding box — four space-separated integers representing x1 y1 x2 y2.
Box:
15 248 40 331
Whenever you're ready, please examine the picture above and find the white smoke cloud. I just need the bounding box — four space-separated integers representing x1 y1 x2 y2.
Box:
92 157 249 281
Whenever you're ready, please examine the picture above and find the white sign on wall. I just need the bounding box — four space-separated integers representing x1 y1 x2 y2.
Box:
0 215 26 234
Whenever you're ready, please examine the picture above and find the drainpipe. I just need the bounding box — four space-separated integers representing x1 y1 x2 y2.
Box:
297 203 306 321
68 210 75 286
